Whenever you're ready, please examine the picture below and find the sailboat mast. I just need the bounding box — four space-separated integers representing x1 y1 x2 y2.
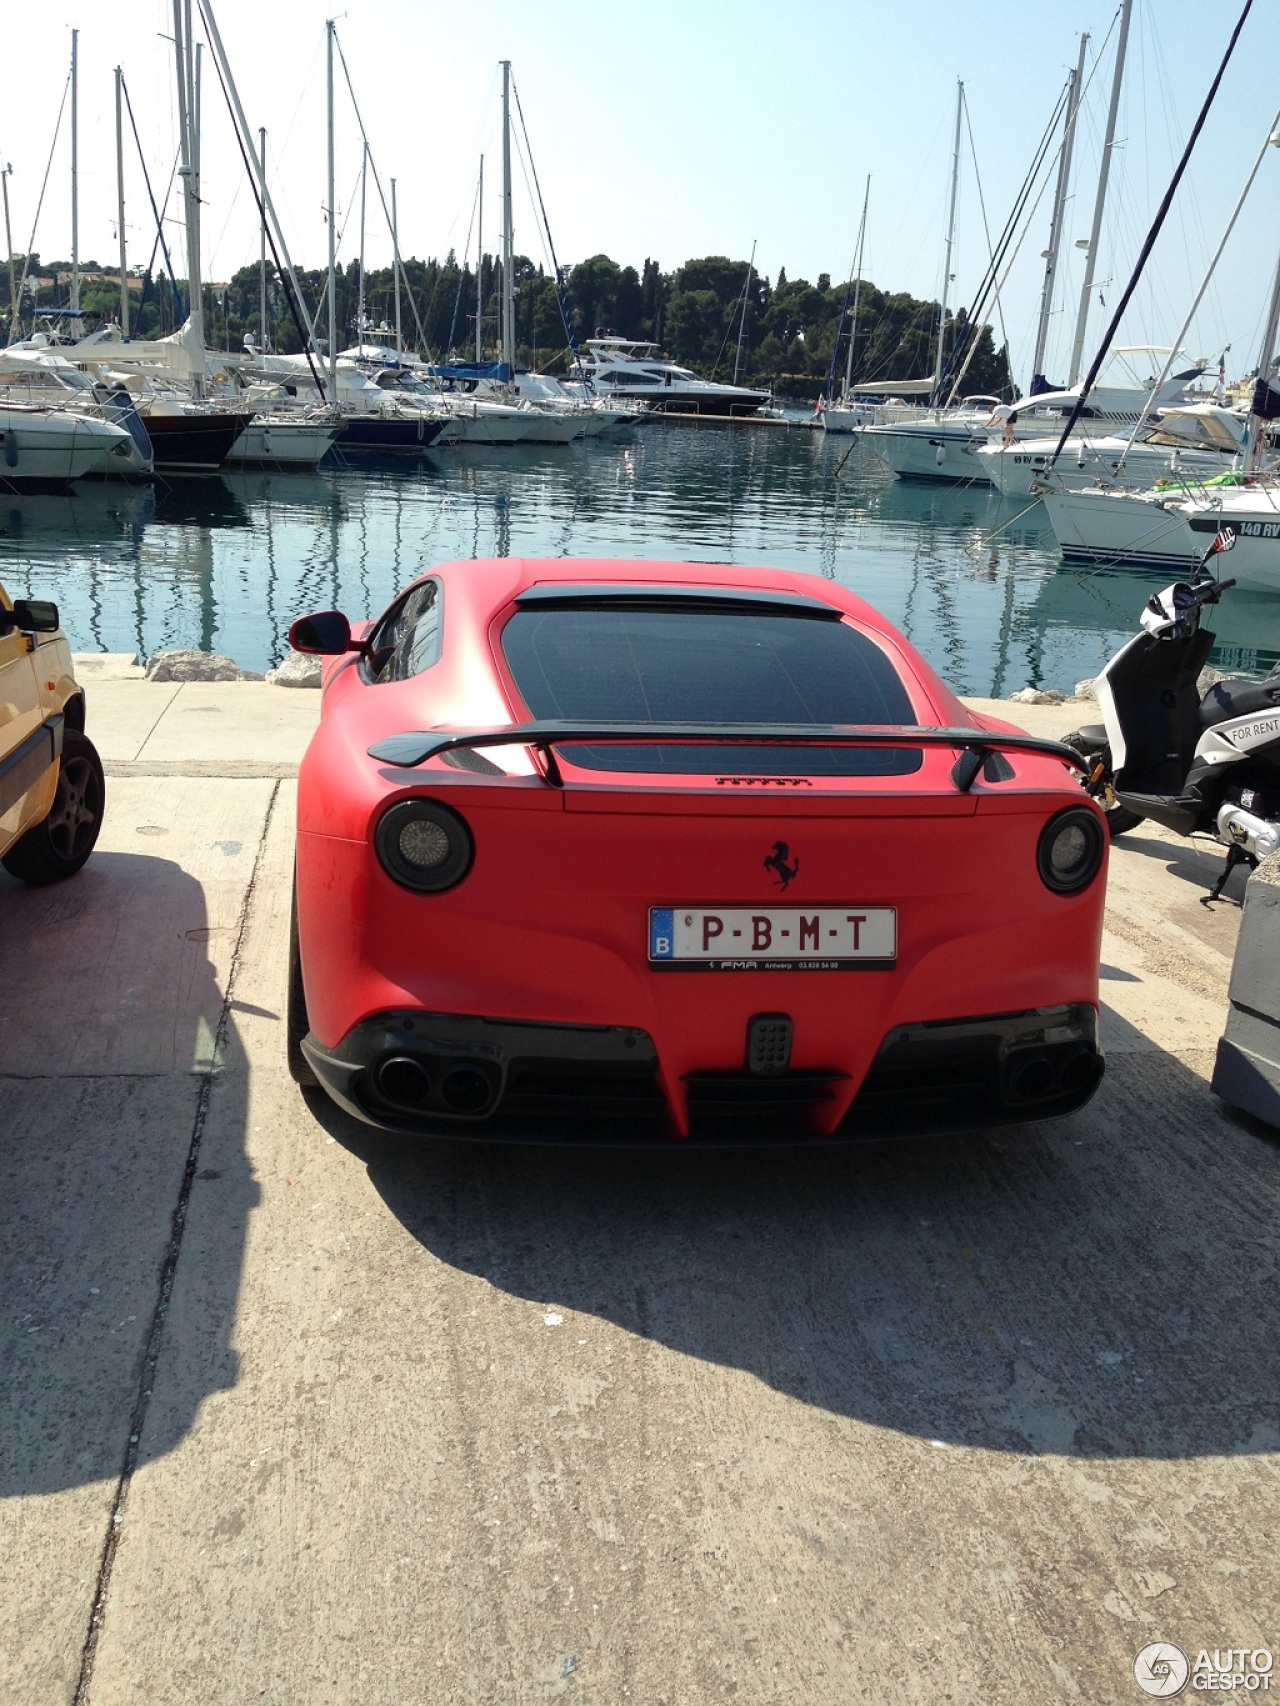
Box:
1243 248 1280 476
173 0 204 389
70 30 79 315
501 60 514 381
197 0 323 364
476 155 484 363
2 167 15 346
932 79 963 404
326 17 338 398
357 143 366 340
391 178 400 353
733 239 756 385
115 67 129 337
1032 34 1087 386
1069 0 1132 386
259 127 267 349
843 176 870 402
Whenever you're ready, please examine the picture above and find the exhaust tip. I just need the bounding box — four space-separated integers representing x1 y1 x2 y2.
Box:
1006 1053 1056 1103
374 1054 433 1108
1059 1047 1103 1098
440 1062 500 1116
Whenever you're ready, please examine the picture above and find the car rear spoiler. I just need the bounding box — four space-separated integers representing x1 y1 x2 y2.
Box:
368 723 1088 794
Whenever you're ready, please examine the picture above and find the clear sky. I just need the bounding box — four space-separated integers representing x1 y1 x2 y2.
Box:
2 0 1276 388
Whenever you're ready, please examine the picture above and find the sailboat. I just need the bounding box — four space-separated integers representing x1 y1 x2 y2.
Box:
820 178 877 433
861 11 1203 485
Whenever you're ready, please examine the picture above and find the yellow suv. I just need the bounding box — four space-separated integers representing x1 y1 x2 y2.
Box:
0 581 104 883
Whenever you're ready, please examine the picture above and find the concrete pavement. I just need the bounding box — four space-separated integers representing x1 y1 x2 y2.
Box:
1 680 1275 1705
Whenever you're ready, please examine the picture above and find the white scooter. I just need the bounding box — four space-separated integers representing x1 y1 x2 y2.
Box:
1063 572 1280 904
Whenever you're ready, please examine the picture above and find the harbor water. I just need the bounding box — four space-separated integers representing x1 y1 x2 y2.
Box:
2 424 1277 692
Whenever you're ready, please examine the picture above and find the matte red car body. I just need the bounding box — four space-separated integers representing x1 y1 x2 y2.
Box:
292 557 1107 1140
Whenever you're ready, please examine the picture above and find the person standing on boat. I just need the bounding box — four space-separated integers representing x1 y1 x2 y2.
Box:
986 401 1018 447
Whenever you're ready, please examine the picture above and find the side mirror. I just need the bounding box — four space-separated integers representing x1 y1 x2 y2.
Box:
12 599 61 634
288 610 364 655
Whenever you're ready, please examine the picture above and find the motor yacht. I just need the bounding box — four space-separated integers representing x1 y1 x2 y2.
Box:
0 345 154 477
0 402 138 488
568 338 769 417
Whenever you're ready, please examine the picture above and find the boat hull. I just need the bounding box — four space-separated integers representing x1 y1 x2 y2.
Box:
1041 490 1198 569
0 408 133 488
982 441 1240 499
224 420 343 467
337 415 447 452
645 391 770 417
860 424 993 485
142 412 256 473
1184 502 1280 594
439 406 533 446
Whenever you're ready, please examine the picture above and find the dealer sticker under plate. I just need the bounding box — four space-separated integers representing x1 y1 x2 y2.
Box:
648 906 897 971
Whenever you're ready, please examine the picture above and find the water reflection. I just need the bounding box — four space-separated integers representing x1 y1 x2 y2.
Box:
0 430 1276 690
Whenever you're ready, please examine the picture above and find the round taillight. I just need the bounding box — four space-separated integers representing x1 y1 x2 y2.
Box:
375 798 473 892
1037 806 1105 895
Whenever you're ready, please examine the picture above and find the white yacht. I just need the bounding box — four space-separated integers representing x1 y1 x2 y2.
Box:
977 405 1247 497
859 350 1206 486
569 338 770 416
0 346 154 477
1042 479 1280 592
0 402 138 487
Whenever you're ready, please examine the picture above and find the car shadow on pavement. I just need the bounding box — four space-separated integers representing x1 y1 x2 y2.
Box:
0 852 254 1497
313 1044 1277 1461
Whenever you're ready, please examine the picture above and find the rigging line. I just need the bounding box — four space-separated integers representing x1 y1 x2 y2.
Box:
978 493 1047 548
1048 0 1254 472
710 254 754 381
942 80 1066 400
138 157 181 324
333 30 431 359
510 72 577 358
12 71 71 326
123 78 183 313
946 84 1068 400
206 36 328 400
257 29 325 263
1114 98 1280 476
962 87 1029 370
446 169 481 356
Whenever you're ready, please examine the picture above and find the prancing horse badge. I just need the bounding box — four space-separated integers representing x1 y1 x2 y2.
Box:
764 841 799 890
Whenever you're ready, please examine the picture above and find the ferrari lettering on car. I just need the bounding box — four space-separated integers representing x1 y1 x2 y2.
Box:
287 558 1107 1143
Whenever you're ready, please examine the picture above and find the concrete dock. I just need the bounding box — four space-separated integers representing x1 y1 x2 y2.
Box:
2 673 1275 1706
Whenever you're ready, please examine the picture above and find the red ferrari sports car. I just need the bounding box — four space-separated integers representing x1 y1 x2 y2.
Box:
288 557 1107 1142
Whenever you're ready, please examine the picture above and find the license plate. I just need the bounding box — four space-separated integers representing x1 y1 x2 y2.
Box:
648 906 897 971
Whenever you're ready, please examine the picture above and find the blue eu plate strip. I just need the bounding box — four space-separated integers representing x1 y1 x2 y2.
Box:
648 908 674 960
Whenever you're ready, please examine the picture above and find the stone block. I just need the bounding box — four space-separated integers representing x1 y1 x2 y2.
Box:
144 650 245 683
265 649 322 688
1212 850 1280 1128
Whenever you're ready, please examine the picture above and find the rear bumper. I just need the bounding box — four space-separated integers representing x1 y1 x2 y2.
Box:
301 1002 1103 1144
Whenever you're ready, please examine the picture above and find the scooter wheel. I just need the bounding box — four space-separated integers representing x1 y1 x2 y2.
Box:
1101 802 1145 838
1063 732 1145 839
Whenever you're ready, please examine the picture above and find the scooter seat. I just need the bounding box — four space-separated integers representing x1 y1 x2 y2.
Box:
1199 678 1280 729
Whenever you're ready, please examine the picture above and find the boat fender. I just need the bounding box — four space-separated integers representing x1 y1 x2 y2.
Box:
935 443 946 466
3 431 16 468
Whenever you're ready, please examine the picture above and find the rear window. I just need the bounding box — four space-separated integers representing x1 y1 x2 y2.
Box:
500 607 921 775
